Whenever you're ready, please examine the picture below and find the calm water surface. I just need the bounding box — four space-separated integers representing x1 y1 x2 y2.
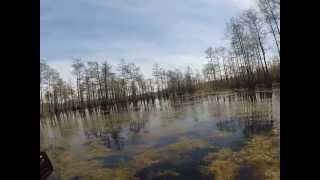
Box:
40 89 280 180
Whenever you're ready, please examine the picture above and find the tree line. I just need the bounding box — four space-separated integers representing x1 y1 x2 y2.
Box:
202 0 279 90
40 0 280 116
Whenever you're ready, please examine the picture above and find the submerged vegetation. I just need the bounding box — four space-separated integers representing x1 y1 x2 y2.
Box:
45 136 211 179
130 137 209 169
44 121 279 179
201 128 280 180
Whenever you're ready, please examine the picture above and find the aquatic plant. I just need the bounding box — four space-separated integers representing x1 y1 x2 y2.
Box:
85 140 113 157
201 149 240 180
201 131 280 180
130 137 209 169
48 150 138 180
238 135 280 180
154 170 180 177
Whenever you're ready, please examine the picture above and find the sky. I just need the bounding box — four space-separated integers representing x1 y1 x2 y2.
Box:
41 0 256 81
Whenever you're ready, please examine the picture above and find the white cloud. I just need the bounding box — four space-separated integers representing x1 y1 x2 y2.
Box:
230 0 256 10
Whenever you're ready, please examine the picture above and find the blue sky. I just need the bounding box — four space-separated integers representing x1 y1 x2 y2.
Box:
41 0 256 81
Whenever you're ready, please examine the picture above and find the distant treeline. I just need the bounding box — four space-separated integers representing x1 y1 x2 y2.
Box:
40 0 279 116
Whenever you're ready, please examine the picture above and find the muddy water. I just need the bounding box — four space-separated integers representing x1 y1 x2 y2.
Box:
40 89 280 180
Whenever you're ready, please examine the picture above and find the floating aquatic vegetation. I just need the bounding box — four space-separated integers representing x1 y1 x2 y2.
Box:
238 134 280 180
154 169 180 177
207 131 232 140
44 138 138 180
66 166 137 180
47 149 138 180
130 137 209 169
85 140 113 158
166 137 208 151
130 149 160 169
201 148 240 180
109 167 138 180
201 131 280 180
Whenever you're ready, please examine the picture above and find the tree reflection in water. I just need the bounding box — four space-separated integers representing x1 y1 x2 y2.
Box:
216 112 274 138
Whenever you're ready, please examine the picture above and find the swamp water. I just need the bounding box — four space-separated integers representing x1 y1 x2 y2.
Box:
40 89 280 180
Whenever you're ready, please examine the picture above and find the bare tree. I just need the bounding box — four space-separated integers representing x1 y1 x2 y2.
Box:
72 58 85 107
257 0 280 56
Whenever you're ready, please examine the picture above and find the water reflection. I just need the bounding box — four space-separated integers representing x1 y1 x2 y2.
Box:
129 119 147 134
215 93 275 138
41 90 279 148
40 90 280 180
216 119 274 138
84 120 125 150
